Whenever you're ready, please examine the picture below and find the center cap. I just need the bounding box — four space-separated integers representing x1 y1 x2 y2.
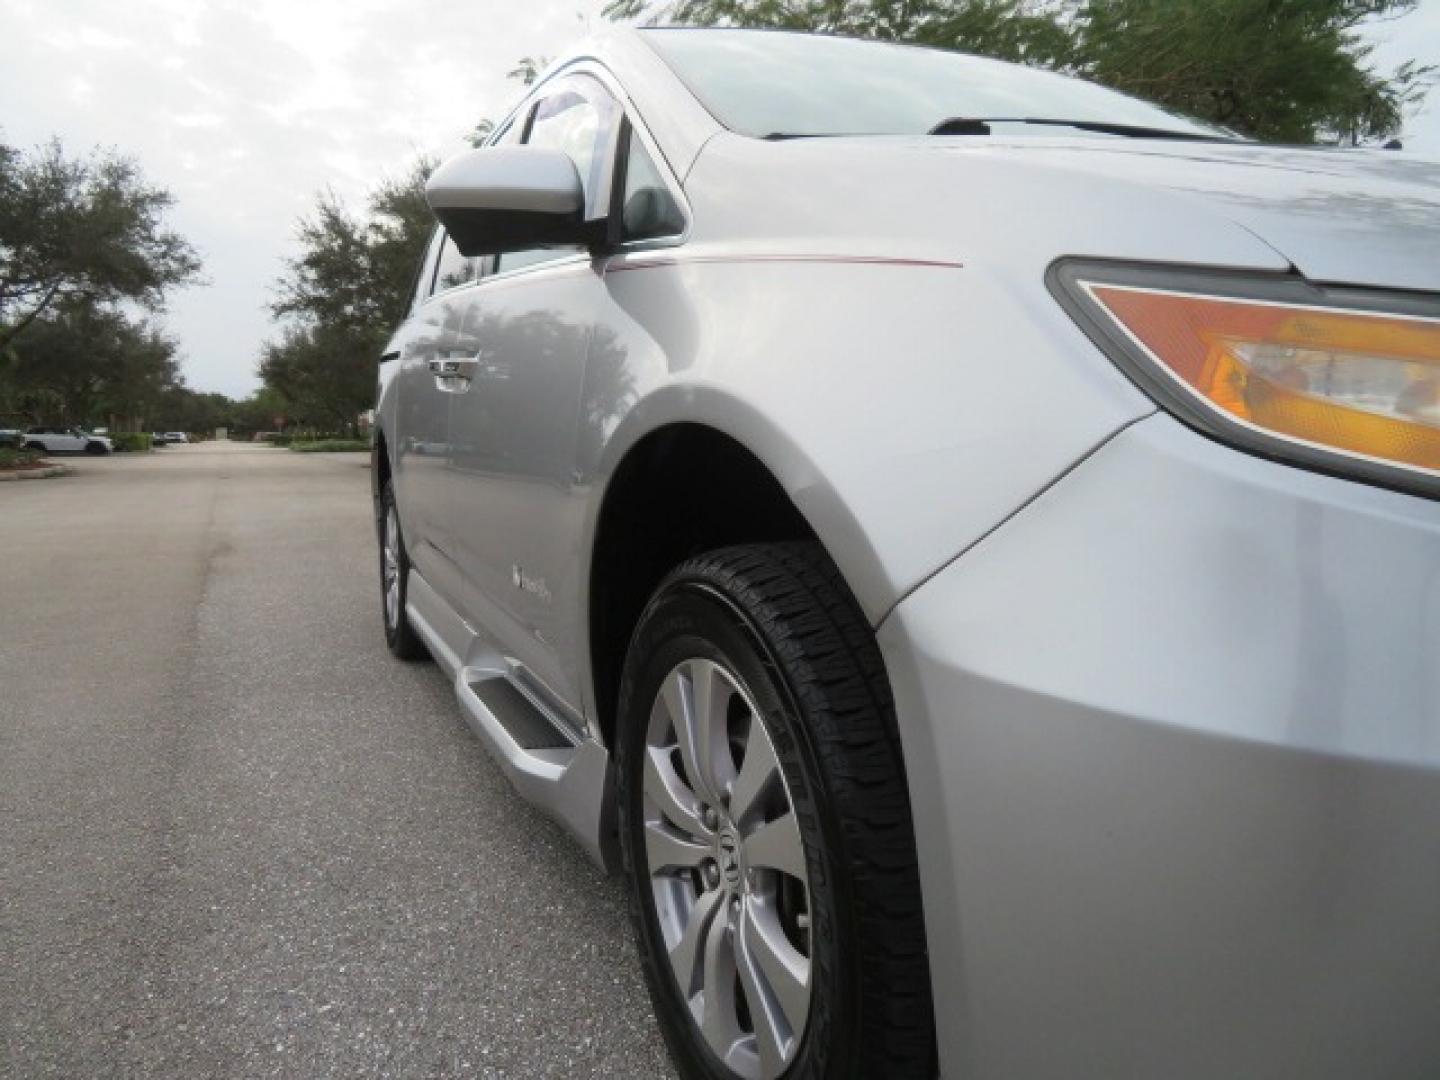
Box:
716 826 742 887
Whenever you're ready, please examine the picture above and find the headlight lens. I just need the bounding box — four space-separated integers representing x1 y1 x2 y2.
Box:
1051 261 1440 496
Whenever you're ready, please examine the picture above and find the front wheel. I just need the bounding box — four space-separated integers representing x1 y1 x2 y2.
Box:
616 543 934 1080
378 482 428 661
84 441 108 455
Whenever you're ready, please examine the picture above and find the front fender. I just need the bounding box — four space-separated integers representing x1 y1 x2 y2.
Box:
582 254 1153 624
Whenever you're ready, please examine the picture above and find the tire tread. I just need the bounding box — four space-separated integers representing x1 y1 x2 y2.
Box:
662 542 935 1077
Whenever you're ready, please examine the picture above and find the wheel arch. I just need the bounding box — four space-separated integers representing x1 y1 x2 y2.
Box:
372 427 392 503
582 400 887 754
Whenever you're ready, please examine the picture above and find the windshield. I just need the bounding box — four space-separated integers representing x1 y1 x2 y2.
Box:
642 29 1231 140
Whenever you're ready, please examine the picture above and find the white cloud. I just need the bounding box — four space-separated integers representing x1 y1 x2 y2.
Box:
0 0 609 397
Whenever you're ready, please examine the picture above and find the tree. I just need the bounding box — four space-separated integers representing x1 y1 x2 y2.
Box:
1 298 182 427
263 157 436 431
603 0 1434 143
228 387 292 436
607 0 1071 62
1073 0 1434 143
272 156 435 339
258 323 375 432
0 139 202 350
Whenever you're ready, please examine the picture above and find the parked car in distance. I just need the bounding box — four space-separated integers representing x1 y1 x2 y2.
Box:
0 429 21 449
165 431 190 444
21 427 113 455
374 27 1440 1080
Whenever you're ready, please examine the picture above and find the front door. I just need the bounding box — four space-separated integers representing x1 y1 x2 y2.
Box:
436 74 622 713
391 227 468 608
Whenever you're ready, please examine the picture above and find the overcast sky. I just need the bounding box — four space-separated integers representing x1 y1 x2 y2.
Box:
2 0 1437 399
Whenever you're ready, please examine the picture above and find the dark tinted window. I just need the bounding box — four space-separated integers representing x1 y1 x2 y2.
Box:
621 130 684 241
433 232 479 293
643 29 1228 140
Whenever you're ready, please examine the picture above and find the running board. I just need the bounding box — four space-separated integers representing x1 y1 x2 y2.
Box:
404 570 614 870
454 667 614 869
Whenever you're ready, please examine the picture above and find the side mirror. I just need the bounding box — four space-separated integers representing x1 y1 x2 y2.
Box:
426 147 599 258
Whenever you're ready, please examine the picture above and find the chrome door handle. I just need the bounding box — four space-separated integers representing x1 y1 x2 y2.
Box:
429 357 478 379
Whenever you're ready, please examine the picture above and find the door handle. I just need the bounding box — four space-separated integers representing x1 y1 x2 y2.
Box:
429 357 478 379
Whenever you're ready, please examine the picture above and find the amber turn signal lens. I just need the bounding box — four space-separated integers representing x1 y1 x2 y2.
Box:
1086 283 1440 475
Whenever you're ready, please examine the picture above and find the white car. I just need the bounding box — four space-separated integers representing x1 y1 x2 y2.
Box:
165 432 190 444
21 427 113 455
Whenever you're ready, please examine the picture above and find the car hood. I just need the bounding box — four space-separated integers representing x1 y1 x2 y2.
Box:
924 139 1440 293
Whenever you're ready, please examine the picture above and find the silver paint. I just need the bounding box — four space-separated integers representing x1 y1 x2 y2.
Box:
372 27 1440 1078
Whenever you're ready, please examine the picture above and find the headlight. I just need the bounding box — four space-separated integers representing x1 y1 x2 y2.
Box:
1050 260 1440 498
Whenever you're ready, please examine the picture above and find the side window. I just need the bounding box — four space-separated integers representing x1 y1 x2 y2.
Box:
409 228 444 312
620 129 685 242
496 76 620 274
433 233 480 293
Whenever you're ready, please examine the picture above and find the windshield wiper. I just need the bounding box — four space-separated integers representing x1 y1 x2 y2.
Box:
927 116 1237 141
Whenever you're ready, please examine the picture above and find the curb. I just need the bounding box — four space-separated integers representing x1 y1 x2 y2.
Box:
0 465 74 482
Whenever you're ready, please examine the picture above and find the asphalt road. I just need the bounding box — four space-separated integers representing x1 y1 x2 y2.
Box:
0 442 673 1079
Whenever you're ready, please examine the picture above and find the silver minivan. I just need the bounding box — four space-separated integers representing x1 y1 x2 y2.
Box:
375 27 1440 1080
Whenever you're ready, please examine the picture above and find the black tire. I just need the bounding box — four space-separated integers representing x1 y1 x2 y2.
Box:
378 482 429 661
85 441 107 455
23 442 45 452
616 542 934 1080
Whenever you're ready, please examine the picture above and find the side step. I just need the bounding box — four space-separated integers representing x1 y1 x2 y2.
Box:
467 673 577 752
454 665 613 869
404 575 615 870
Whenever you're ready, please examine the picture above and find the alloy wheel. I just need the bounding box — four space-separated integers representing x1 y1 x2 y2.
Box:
642 658 812 1080
382 504 401 629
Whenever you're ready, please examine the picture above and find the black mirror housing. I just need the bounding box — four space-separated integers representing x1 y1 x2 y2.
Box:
426 146 601 258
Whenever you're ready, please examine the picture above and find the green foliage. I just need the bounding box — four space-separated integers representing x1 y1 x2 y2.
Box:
0 447 44 469
272 157 436 338
258 321 377 432
605 0 1435 143
509 56 553 87
149 387 231 434
0 139 202 350
1 298 181 427
263 158 435 431
226 387 290 437
109 432 153 452
0 136 217 433
288 438 370 453
609 0 1072 62
1073 0 1434 143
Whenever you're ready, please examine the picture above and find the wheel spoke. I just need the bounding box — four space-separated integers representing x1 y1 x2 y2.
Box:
743 810 806 880
691 661 739 799
645 821 709 874
699 899 742 1060
669 886 723 997
662 664 724 806
382 511 400 626
729 722 781 826
737 899 810 1068
642 653 814 1080
644 746 709 839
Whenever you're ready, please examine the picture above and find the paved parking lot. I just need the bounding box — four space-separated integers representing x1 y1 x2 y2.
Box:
0 442 672 1078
